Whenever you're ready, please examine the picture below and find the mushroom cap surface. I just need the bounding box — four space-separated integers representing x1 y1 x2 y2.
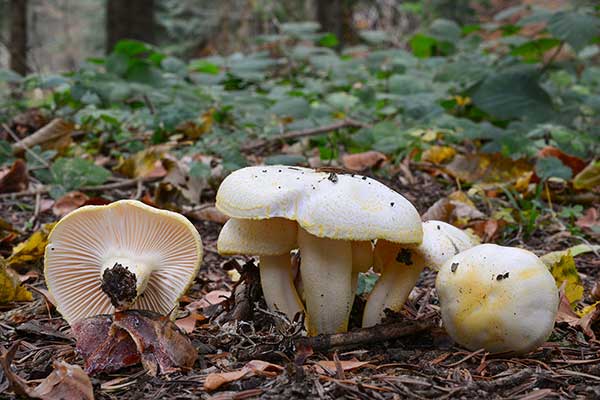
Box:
216 166 422 244
436 244 559 354
418 221 479 270
44 200 203 325
218 217 297 256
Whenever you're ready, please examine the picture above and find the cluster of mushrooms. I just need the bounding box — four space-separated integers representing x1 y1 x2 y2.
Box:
44 165 559 355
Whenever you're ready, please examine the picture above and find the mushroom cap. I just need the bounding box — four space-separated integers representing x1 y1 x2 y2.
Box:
44 200 203 325
218 217 297 256
436 244 559 354
418 221 478 270
216 166 422 244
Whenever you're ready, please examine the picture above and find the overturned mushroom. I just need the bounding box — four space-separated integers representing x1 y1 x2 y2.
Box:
216 165 421 335
436 244 559 354
363 220 477 327
44 200 203 325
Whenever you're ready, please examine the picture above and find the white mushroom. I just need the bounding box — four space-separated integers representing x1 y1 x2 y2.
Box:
44 200 203 325
216 165 422 335
363 220 477 327
436 244 559 354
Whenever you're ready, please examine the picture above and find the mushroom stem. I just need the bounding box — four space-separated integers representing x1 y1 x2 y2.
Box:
259 254 305 322
100 258 152 308
362 252 425 328
298 227 353 336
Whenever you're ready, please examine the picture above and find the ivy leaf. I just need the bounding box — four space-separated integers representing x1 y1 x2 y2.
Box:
548 11 600 52
535 156 572 181
49 158 111 198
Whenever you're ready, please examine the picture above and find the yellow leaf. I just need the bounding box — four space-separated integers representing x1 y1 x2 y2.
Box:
444 153 532 186
576 301 600 318
454 95 472 107
541 244 600 267
422 145 456 164
7 223 56 272
0 258 33 303
573 160 599 190
549 251 584 306
114 145 170 178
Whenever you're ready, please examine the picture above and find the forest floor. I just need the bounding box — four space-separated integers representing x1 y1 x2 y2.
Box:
1 165 599 400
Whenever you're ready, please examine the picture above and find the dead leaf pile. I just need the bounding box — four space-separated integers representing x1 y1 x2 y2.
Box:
7 222 56 273
0 256 33 304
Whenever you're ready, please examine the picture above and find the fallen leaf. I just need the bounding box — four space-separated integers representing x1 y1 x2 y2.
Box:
175 108 214 139
555 287 598 339
576 208 599 230
421 145 456 164
541 244 600 267
468 219 505 242
422 191 485 225
538 146 587 176
0 159 28 194
204 360 284 391
175 312 205 334
342 151 387 171
114 146 170 178
548 250 583 306
11 118 75 155
0 257 33 304
187 289 231 312
578 303 600 339
555 287 580 327
72 310 197 376
1 342 94 400
573 160 599 190
444 153 532 187
314 359 369 374
188 206 229 224
162 157 210 205
52 191 89 217
7 222 56 272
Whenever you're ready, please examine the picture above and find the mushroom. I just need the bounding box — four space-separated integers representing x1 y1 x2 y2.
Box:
362 220 477 327
44 200 203 325
435 244 559 354
216 165 421 335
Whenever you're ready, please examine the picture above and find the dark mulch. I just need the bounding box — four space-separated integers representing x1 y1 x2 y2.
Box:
1 167 599 400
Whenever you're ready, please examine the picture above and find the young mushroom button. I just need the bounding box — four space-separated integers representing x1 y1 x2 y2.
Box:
363 220 478 327
215 165 422 336
44 200 204 325
436 244 559 354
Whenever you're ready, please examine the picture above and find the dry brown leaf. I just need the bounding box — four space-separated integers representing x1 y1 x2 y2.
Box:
342 151 387 171
114 145 170 178
444 153 532 187
187 289 231 312
11 118 75 155
421 191 485 225
538 146 587 176
313 359 369 374
421 145 456 164
162 157 210 205
555 287 597 339
175 312 205 334
576 208 599 230
188 206 229 224
52 191 89 217
204 360 284 391
0 159 28 194
1 342 94 400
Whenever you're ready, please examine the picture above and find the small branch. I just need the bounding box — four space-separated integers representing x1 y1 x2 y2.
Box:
295 320 432 351
242 119 371 151
0 177 162 199
2 123 50 168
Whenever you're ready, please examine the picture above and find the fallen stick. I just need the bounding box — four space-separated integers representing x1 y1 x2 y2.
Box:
295 320 432 351
242 119 370 151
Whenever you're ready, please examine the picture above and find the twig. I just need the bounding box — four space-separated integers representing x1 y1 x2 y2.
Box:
241 119 371 151
0 176 162 199
295 320 431 351
2 123 50 168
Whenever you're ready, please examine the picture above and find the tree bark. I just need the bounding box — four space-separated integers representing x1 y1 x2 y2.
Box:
9 0 28 75
315 0 356 49
106 0 155 53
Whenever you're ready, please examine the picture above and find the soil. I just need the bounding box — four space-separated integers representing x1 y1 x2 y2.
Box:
1 166 599 400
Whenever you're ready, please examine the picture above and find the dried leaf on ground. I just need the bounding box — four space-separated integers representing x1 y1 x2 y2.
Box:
188 205 229 224
556 288 598 339
538 146 587 176
115 146 169 178
175 312 205 334
204 360 284 391
162 156 211 205
573 160 599 190
1 342 94 400
313 359 370 374
421 190 485 225
7 223 56 272
11 118 75 155
548 251 584 306
0 159 28 194
576 208 599 230
421 145 456 164
444 153 532 187
0 257 33 303
342 151 387 171
52 191 89 217
73 310 197 376
186 289 231 312
541 244 600 267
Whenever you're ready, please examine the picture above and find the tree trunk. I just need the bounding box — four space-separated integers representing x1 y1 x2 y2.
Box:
106 0 155 53
315 0 356 49
9 0 28 75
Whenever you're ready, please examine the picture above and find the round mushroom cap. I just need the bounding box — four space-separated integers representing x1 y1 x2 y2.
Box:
44 200 203 325
218 217 297 256
419 221 479 270
436 244 558 354
216 166 422 244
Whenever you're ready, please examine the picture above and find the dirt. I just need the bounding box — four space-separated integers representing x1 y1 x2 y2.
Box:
1 167 599 400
